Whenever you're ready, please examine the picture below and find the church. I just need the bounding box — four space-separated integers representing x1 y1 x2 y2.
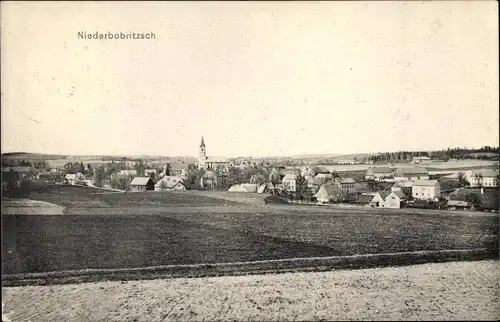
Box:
197 136 230 171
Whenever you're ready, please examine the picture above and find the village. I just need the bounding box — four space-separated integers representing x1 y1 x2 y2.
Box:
2 137 499 213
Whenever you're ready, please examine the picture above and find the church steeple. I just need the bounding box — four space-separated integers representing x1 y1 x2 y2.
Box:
200 136 205 147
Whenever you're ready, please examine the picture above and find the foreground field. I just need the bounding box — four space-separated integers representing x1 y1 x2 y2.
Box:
2 187 498 284
2 260 498 321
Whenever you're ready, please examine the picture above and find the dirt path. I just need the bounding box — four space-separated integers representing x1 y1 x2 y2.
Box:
1 199 64 215
2 260 498 321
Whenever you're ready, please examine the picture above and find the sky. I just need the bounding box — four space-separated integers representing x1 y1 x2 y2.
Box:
1 1 498 158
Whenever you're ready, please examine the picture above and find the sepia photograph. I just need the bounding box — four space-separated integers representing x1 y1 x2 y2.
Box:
1 1 499 321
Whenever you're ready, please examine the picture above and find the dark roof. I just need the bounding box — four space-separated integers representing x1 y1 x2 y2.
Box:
377 190 392 200
391 190 407 199
368 167 393 173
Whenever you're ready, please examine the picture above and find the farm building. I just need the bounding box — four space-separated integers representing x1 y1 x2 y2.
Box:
129 177 155 192
168 162 189 176
412 180 441 201
154 176 186 191
365 167 393 182
393 167 429 182
314 184 342 203
446 200 473 211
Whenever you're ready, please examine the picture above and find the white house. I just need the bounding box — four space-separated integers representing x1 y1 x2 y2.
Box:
282 173 297 192
65 173 77 185
370 190 391 207
393 167 429 182
412 179 441 200
384 191 407 208
365 167 394 182
467 169 499 187
314 184 342 203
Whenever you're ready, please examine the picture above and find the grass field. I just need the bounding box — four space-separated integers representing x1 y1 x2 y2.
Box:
2 186 498 284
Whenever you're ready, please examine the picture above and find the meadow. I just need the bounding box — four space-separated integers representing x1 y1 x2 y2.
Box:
2 186 498 286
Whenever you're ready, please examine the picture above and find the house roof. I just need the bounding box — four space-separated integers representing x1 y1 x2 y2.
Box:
314 184 341 198
394 167 429 175
283 173 297 181
354 182 370 193
368 167 393 173
339 178 355 184
393 180 413 188
154 176 184 189
390 190 407 199
228 184 246 192
376 190 392 200
241 183 258 192
65 174 77 180
447 200 470 207
130 177 153 186
412 179 439 187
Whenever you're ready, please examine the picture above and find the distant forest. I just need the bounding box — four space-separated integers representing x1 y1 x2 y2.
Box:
366 146 499 164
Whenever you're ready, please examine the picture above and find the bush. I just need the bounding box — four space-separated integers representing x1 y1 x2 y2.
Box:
264 195 289 204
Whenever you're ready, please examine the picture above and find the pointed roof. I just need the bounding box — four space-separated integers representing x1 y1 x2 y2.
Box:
200 136 205 147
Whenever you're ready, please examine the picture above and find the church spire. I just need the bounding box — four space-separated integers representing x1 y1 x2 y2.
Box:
200 136 205 147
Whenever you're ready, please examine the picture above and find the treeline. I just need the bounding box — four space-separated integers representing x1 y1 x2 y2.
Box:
368 146 499 164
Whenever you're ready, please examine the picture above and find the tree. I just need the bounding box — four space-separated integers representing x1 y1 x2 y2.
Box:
110 174 131 191
135 159 146 177
87 164 94 177
93 166 106 187
165 163 172 176
457 172 469 187
474 173 484 188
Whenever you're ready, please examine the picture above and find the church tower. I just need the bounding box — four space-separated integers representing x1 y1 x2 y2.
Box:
198 136 207 169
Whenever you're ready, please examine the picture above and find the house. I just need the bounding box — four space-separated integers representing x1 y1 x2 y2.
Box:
411 156 432 164
369 190 391 207
467 169 499 187
65 174 77 185
129 177 155 192
240 183 258 193
314 184 342 203
354 193 376 206
446 200 473 211
228 184 247 192
384 191 407 208
257 182 274 194
412 179 441 201
304 175 315 188
391 181 413 197
282 173 297 192
365 167 394 182
144 169 157 176
335 178 356 194
200 170 217 189
393 167 429 182
154 176 186 191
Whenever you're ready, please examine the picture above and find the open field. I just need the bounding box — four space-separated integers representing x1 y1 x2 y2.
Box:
2 260 498 321
317 160 499 172
2 187 498 285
